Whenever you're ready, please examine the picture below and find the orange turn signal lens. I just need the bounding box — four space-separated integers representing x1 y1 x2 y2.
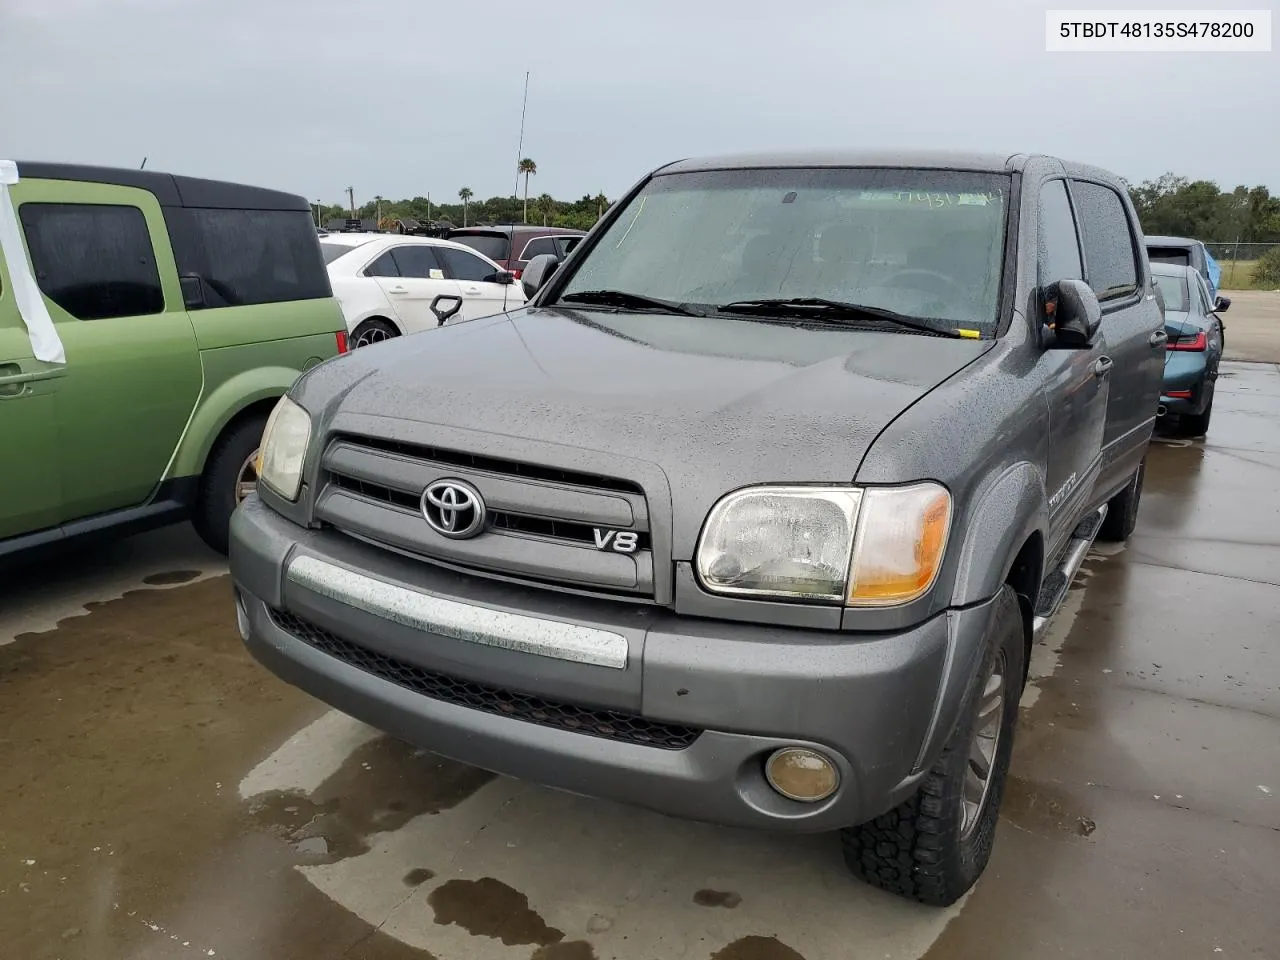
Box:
847 483 952 606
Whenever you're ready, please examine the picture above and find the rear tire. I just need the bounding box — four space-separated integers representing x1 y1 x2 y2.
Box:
1098 457 1145 543
840 585 1025 907
1179 385 1214 438
192 414 267 556
351 317 400 348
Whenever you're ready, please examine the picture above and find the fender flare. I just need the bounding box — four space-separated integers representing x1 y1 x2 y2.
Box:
168 366 301 480
949 461 1048 607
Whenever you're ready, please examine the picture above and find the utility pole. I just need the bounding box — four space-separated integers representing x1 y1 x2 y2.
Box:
314 200 322 228
427 193 431 223
347 186 356 220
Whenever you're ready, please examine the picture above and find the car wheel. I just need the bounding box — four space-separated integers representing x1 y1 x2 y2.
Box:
840 585 1025 907
1098 456 1145 543
192 414 268 555
1179 384 1214 438
351 317 400 348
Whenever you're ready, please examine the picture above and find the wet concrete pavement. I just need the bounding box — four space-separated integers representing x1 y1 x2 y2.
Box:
3 362 1278 960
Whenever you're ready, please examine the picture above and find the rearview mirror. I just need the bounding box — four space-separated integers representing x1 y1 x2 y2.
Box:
1214 295 1231 313
521 254 561 298
1046 278 1101 348
430 294 464 326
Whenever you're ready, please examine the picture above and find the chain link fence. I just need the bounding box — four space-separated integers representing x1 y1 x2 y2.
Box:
1204 242 1279 290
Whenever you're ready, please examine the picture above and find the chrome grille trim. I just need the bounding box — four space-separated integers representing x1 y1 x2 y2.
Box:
318 436 656 598
286 554 630 669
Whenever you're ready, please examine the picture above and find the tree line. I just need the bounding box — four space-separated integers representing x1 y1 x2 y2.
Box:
318 171 1280 244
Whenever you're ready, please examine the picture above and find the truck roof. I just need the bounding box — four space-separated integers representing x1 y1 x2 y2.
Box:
657 150 1122 183
13 160 310 212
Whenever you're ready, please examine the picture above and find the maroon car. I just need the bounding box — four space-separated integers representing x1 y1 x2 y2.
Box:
446 226 586 279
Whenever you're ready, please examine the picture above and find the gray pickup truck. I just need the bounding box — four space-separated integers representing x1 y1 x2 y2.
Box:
229 151 1165 906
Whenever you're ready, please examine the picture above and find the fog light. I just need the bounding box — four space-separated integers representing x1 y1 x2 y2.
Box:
234 590 250 641
764 747 839 803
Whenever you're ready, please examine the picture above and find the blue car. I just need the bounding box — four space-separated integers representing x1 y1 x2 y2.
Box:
1151 262 1227 436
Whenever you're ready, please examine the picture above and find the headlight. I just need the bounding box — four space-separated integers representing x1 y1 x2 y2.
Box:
695 487 862 600
256 396 312 501
694 482 951 605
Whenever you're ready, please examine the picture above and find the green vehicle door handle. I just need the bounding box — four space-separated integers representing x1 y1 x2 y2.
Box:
0 363 67 397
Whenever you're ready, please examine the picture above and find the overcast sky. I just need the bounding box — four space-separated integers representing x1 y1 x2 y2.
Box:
2 0 1276 206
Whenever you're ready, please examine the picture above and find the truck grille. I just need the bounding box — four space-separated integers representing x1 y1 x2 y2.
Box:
314 436 656 598
270 609 700 750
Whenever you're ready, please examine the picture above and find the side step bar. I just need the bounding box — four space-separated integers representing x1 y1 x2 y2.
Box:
1031 505 1108 637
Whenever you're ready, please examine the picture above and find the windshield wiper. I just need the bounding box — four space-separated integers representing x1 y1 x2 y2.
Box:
717 297 965 338
558 289 708 317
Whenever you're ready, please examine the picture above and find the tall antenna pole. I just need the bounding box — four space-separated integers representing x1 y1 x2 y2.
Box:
513 71 530 198
139 156 147 170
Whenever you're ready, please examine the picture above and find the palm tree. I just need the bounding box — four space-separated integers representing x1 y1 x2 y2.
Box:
458 186 473 226
518 158 537 223
594 192 609 222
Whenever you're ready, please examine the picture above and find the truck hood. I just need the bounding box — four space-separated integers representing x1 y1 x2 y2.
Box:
298 306 993 554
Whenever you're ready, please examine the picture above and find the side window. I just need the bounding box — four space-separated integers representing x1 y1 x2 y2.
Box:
164 207 331 308
560 237 583 255
438 247 496 282
1070 181 1140 302
364 251 400 277
1037 180 1082 284
19 203 163 320
390 245 444 279
521 237 556 260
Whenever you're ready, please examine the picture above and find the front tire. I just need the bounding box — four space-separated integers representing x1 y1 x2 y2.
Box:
840 585 1025 907
1098 456 1145 542
192 414 267 555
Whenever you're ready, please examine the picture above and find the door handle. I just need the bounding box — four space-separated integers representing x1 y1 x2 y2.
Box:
0 367 65 386
1148 330 1168 347
464 286 482 295
1093 356 1114 378
388 285 408 295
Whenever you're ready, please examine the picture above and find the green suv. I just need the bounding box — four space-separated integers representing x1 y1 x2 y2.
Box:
0 161 348 559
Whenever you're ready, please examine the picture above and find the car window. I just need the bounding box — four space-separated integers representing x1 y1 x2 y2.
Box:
391 245 444 279
448 233 510 262
1070 181 1140 302
320 242 363 265
1195 275 1213 314
520 237 557 260
560 236 583 255
165 207 332 308
364 251 400 277
1152 273 1189 313
1037 180 1083 284
1147 246 1191 267
19 202 164 320
438 247 496 282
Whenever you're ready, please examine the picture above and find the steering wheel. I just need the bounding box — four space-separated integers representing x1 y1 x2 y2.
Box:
878 268 961 297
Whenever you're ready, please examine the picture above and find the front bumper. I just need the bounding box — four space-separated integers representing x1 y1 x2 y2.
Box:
230 495 999 832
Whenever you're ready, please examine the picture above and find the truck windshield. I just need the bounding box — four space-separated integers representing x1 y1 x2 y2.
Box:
557 167 1010 333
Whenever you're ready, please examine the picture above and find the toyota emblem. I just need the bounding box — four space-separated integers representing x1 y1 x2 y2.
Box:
421 479 486 539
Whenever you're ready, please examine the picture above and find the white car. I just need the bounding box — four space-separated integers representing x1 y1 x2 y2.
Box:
320 234 528 347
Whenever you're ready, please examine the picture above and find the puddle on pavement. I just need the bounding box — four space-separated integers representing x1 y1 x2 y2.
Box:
530 942 599 960
246 735 494 863
0 575 439 960
1000 776 1094 838
428 876 563 946
693 888 743 908
140 569 202 586
404 868 437 887
710 935 806 960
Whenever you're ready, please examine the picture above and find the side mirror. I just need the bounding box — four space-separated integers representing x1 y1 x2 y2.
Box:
521 253 561 298
1214 295 1231 313
485 270 516 285
430 294 464 326
1046 278 1101 348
